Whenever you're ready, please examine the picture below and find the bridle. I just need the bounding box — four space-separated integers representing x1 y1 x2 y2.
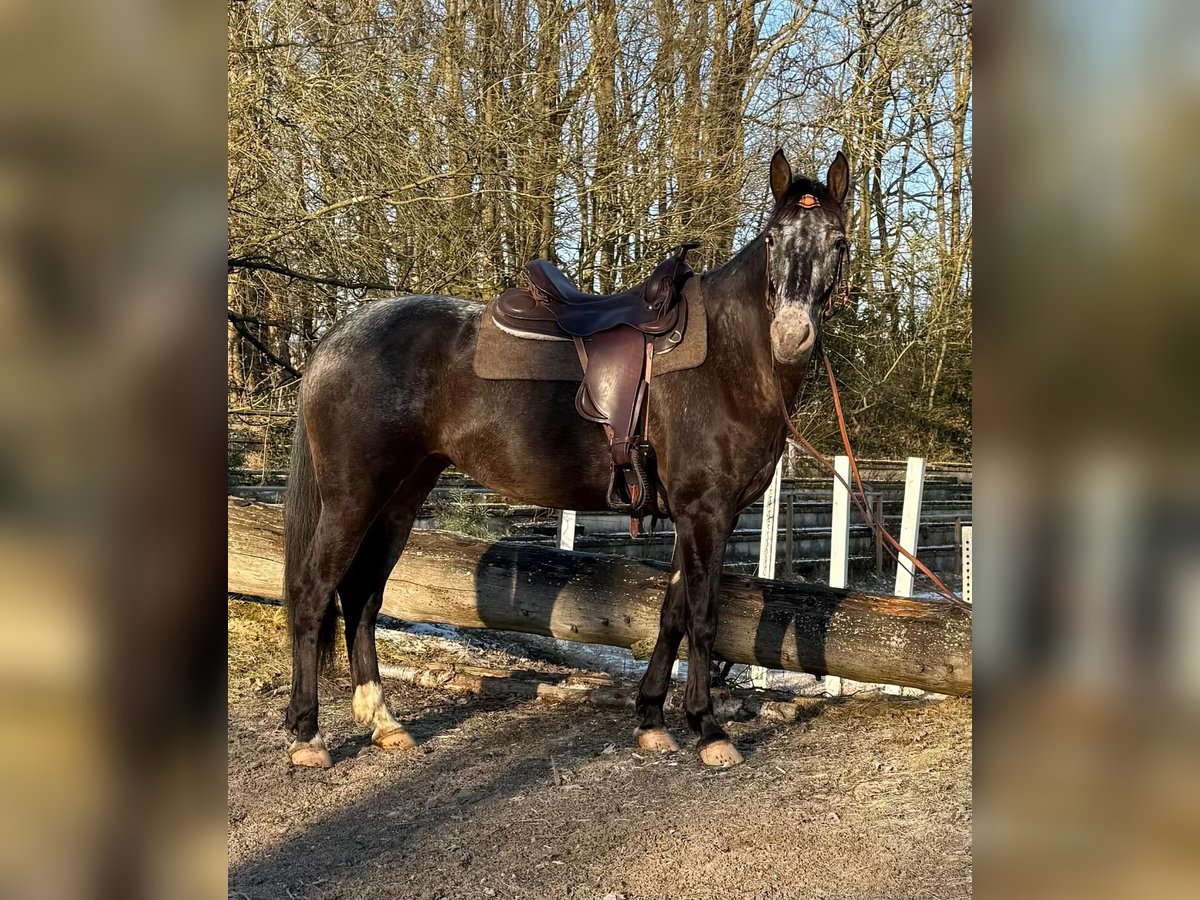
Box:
763 194 848 322
766 195 967 609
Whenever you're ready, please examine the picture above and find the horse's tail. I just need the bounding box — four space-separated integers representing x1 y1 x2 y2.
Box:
283 410 339 672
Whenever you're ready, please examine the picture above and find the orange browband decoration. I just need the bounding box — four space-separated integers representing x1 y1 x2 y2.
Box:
798 194 820 209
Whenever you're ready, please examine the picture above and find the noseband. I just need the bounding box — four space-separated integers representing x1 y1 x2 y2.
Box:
763 194 849 321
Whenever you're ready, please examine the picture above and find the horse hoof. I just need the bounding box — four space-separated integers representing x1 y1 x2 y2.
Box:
698 740 744 768
288 736 333 769
635 728 680 752
373 725 417 751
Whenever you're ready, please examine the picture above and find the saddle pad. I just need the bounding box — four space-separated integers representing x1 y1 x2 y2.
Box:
473 277 707 382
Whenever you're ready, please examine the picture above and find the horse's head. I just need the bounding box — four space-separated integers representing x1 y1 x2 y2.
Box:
763 149 850 366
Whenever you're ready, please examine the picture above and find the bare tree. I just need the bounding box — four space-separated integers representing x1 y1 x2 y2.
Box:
227 0 972 458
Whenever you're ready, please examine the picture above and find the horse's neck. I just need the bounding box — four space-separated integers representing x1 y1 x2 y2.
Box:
701 235 767 307
699 238 810 413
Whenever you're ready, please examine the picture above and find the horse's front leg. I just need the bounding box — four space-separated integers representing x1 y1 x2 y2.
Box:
675 496 744 767
634 539 688 752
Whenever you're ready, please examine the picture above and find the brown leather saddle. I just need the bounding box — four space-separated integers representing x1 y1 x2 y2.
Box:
492 243 699 532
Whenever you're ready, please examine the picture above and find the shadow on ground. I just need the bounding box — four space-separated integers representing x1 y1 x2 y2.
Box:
228 600 971 900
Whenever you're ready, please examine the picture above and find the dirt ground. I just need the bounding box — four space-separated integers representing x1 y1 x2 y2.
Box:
228 599 971 900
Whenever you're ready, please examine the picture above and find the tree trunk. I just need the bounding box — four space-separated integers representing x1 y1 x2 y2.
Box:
590 0 619 291
228 499 972 695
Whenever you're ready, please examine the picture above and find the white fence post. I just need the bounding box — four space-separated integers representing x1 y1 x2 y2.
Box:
757 460 784 578
825 455 851 697
893 456 927 597
961 524 972 605
885 456 926 695
829 455 851 589
750 458 784 688
557 509 576 551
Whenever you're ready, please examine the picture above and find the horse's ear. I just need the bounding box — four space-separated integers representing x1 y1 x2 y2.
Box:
770 149 792 205
827 151 850 205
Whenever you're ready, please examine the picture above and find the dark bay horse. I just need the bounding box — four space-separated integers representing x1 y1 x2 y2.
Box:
282 149 850 768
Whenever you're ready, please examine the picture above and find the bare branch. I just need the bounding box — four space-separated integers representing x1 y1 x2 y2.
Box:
228 257 399 293
227 310 301 381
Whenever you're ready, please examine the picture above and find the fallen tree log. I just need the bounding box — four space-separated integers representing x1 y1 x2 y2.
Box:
228 498 971 695
378 661 828 723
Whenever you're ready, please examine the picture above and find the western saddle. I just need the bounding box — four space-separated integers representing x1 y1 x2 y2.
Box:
492 243 699 533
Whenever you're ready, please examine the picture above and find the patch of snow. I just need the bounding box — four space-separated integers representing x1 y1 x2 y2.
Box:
404 622 462 639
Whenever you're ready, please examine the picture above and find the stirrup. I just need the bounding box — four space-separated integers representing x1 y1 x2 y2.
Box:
606 444 651 515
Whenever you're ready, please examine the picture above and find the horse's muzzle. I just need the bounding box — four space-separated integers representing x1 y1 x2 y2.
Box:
770 315 814 365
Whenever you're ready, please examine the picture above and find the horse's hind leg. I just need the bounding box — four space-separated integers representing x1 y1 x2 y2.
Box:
285 447 423 767
284 487 385 768
340 456 448 751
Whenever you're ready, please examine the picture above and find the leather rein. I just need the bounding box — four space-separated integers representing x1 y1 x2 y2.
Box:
766 196 968 609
